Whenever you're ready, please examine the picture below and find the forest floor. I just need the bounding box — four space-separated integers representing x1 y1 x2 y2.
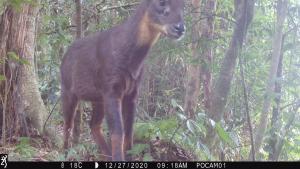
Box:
1 123 196 161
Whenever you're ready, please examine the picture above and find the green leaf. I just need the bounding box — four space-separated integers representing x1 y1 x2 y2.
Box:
177 113 187 120
215 123 235 146
0 75 5 81
8 0 35 11
7 52 30 65
143 153 153 161
157 117 178 133
0 0 5 16
7 52 19 61
191 120 206 134
0 58 5 65
15 137 36 158
19 58 30 65
134 122 155 140
186 120 195 134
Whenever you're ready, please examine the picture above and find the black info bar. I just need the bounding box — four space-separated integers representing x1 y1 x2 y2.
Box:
1 155 299 169
1 161 300 169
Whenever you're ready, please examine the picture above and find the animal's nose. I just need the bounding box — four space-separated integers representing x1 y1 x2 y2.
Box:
173 22 186 34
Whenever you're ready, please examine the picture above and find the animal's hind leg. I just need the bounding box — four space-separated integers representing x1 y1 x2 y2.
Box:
62 90 78 155
72 103 82 145
122 89 138 161
90 100 111 160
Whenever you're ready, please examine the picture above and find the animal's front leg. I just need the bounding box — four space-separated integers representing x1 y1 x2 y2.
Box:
122 88 138 161
104 90 124 161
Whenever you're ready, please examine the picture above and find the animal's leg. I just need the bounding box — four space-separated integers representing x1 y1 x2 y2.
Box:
122 89 138 161
73 103 82 145
104 88 124 161
62 90 78 157
90 100 111 160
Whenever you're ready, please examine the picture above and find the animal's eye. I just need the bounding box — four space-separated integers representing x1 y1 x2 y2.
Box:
159 0 166 7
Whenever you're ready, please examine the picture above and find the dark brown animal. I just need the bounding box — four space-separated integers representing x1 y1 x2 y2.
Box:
61 0 185 161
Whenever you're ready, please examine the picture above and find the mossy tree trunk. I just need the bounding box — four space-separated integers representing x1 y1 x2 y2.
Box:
0 1 52 144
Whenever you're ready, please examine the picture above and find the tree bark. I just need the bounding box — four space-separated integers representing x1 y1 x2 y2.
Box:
18 3 47 135
272 104 299 160
0 1 50 143
268 36 284 161
75 0 82 39
239 48 255 161
251 0 288 159
200 0 217 112
206 0 255 150
184 0 201 119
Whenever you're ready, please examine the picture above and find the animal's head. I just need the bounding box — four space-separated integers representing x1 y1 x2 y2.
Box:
147 0 186 40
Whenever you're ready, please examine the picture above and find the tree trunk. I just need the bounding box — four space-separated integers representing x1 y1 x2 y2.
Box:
75 0 82 39
206 0 255 150
200 0 217 112
0 1 50 144
184 0 201 119
251 0 288 159
273 104 299 160
268 36 284 161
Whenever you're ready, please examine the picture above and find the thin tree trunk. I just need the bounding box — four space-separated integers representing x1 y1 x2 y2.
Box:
206 0 255 150
184 0 201 119
268 36 284 161
239 52 255 161
273 104 299 160
251 0 288 159
0 5 11 145
200 0 217 112
75 0 82 39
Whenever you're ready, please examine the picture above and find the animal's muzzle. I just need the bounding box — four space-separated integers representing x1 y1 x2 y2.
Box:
172 22 186 36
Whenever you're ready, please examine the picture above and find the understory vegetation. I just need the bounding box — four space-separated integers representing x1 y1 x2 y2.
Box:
0 0 300 161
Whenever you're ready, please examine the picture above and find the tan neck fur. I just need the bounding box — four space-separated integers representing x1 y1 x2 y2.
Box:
137 12 166 47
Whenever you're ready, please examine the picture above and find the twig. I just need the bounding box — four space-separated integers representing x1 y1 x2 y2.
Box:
96 2 140 12
281 100 300 110
43 96 61 132
238 47 255 160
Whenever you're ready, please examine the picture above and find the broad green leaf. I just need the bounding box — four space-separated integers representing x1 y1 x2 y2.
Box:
215 123 234 146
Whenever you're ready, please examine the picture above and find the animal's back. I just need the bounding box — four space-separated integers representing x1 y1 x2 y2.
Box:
60 31 110 100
